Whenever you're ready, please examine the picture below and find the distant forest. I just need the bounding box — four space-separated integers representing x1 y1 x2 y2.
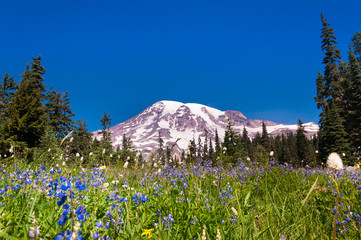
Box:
0 13 360 167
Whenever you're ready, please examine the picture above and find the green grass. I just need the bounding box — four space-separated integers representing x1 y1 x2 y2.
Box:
0 159 359 239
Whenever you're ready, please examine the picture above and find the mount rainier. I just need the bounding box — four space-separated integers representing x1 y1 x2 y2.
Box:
93 101 319 156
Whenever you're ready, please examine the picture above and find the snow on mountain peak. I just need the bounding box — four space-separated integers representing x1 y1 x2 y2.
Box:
93 101 319 157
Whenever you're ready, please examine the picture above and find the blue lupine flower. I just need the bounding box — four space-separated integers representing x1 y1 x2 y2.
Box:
57 195 67 206
95 221 104 228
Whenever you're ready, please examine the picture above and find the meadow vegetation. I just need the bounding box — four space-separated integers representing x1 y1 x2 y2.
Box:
0 155 360 239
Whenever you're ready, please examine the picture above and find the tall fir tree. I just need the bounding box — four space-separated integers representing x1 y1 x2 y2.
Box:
69 119 92 160
351 32 361 63
316 13 349 161
99 112 112 144
2 57 47 149
346 50 361 156
215 129 221 157
45 88 75 138
295 119 314 167
261 122 271 151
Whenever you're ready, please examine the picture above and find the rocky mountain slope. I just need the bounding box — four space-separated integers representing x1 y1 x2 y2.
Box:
93 101 319 156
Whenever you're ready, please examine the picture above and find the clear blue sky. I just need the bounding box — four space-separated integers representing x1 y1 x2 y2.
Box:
1 0 360 131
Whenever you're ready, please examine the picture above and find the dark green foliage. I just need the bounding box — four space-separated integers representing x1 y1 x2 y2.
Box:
320 105 350 164
214 129 221 157
345 50 361 156
187 138 196 163
99 112 112 144
241 127 255 161
315 13 350 161
208 138 214 161
282 133 298 166
222 118 246 165
351 32 361 62
157 131 164 163
35 128 63 163
69 119 92 161
2 57 48 149
203 129 208 160
45 88 75 138
261 121 271 151
296 119 314 167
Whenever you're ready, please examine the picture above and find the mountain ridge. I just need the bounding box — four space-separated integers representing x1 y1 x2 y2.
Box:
93 100 319 156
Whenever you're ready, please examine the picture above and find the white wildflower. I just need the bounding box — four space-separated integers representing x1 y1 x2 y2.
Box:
246 157 251 161
109 154 113 158
201 225 207 240
102 148 106 154
342 153 346 157
231 207 238 216
62 161 66 166
103 183 109 188
48 148 51 152
269 151 274 157
315 150 319 154
74 222 81 232
124 161 129 169
112 180 119 185
69 137 74 143
9 145 14 153
326 152 343 172
127 156 130 161
89 152 93 156
100 165 106 170
71 232 77 240
76 153 80 158
153 162 158 168
216 228 221 240
80 156 84 162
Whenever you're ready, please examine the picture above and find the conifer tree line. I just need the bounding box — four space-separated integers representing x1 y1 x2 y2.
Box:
0 56 138 165
171 119 318 168
315 13 361 165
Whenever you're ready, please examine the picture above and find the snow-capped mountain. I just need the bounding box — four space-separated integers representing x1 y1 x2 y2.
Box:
93 101 319 156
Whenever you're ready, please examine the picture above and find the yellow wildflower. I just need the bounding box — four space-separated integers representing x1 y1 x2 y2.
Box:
141 228 154 239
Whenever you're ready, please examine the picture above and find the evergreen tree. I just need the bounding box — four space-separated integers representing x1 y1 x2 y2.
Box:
203 129 208 160
157 131 165 163
346 49 361 156
315 13 349 160
215 129 221 157
0 73 17 152
222 118 246 165
261 122 271 151
295 119 314 167
197 136 202 160
2 57 47 149
69 119 92 160
321 104 351 164
0 73 17 114
187 138 197 163
99 112 112 144
45 88 75 138
208 138 214 162
351 32 361 62
241 127 255 161
283 133 298 166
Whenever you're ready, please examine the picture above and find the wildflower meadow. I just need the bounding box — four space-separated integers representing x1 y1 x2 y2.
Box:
0 155 360 240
